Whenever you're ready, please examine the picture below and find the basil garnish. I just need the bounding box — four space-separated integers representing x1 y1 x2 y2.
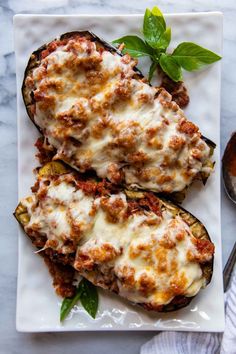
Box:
159 54 182 82
113 35 151 57
148 61 158 82
60 278 98 322
79 278 99 319
113 5 221 82
143 7 166 48
60 286 83 322
172 42 222 71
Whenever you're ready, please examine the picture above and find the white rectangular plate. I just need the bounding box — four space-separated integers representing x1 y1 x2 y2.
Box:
14 12 224 332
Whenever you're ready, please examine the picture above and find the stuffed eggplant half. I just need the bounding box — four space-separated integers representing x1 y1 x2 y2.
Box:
15 161 214 312
22 31 215 194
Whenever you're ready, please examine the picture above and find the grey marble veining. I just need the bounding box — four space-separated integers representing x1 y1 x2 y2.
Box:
0 0 235 353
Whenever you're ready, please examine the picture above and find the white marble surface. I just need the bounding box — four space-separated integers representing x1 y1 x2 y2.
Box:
0 0 235 353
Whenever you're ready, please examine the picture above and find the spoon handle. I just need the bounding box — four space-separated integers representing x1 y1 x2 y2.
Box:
223 241 236 291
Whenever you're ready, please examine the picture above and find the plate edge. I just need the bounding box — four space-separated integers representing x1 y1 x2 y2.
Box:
14 12 225 332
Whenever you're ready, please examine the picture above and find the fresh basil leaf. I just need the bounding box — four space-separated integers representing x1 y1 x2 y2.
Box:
79 278 98 319
60 286 82 322
157 27 171 50
143 8 166 49
151 6 166 29
112 35 151 57
172 42 221 71
159 53 182 82
148 61 158 82
152 50 162 62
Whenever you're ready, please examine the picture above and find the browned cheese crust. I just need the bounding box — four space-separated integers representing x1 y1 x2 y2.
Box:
22 31 216 194
15 162 214 312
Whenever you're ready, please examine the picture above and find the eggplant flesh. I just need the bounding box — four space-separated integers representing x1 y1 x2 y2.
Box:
22 30 215 195
15 161 214 313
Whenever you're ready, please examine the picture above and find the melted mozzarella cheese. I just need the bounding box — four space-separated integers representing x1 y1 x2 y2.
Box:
27 36 213 193
21 175 209 306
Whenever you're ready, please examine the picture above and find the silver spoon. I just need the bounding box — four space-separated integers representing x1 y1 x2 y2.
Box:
222 132 236 291
224 241 236 291
222 132 236 204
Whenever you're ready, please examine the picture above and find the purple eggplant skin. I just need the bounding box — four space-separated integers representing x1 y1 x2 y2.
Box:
14 161 214 313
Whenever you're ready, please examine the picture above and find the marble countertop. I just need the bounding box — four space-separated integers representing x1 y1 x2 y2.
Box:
0 0 235 353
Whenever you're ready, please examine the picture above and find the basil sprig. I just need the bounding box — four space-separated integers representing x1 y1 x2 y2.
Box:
60 278 98 322
60 286 83 322
113 6 221 82
79 277 99 319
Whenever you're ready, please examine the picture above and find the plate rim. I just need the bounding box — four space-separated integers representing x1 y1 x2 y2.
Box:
13 11 223 19
14 11 224 333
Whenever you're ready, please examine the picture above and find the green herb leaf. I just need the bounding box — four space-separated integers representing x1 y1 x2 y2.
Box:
157 27 171 50
112 35 151 57
79 278 98 319
143 8 166 49
159 53 183 82
172 42 221 71
112 6 222 83
151 6 166 29
148 61 158 82
60 286 83 322
60 278 99 322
